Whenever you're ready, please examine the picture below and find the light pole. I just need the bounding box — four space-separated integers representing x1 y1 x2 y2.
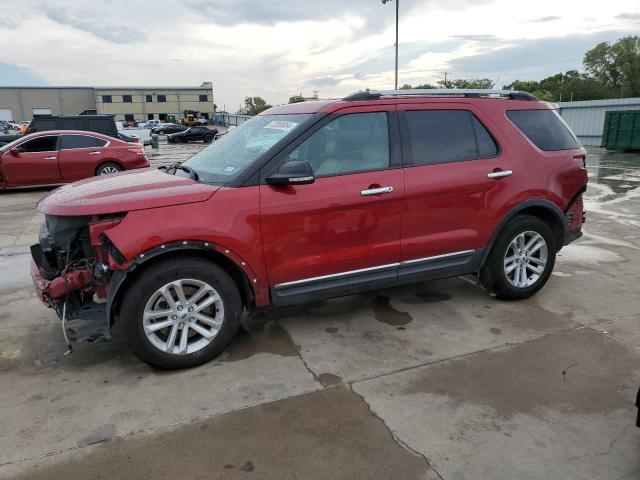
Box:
382 0 399 90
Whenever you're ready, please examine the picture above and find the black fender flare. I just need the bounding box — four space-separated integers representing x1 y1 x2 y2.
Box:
479 199 568 266
106 241 254 325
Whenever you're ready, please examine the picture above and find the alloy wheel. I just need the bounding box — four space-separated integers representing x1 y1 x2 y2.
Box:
503 231 548 288
100 165 120 174
142 279 224 355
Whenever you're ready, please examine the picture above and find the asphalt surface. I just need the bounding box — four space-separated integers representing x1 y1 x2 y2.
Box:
0 142 639 479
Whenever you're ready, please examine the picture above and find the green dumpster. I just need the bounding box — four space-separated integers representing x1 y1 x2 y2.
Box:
601 110 640 151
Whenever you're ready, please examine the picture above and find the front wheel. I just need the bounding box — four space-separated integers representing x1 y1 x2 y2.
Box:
479 215 556 300
203 133 214 143
121 258 242 369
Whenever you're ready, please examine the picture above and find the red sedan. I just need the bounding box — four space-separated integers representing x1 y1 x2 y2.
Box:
0 130 149 188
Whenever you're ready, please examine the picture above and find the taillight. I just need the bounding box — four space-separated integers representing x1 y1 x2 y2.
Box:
574 155 586 168
126 148 145 157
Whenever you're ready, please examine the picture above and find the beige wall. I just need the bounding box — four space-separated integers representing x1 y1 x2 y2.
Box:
95 88 214 122
0 88 96 121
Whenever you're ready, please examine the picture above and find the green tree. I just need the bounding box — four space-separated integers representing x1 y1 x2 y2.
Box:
584 36 640 97
242 96 272 116
399 83 437 89
438 78 495 89
289 94 305 103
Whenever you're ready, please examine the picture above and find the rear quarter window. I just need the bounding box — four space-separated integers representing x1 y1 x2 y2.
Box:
507 109 579 151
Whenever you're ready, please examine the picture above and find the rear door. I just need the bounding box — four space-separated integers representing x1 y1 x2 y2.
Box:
1 135 60 186
397 103 511 280
57 134 109 181
260 106 405 305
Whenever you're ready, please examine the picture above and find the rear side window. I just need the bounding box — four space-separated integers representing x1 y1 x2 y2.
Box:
29 118 57 133
60 135 106 149
87 118 114 135
507 109 579 151
61 118 82 130
405 110 498 165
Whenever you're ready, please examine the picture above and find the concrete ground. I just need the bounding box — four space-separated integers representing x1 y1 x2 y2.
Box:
0 144 639 479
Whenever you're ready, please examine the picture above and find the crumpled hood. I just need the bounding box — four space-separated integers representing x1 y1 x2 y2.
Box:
37 168 219 216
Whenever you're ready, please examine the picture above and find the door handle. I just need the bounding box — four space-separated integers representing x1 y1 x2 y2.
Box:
361 186 393 196
89 151 101 155
44 156 57 160
487 170 512 179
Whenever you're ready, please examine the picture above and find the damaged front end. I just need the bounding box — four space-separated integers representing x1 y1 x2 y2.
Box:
30 214 126 343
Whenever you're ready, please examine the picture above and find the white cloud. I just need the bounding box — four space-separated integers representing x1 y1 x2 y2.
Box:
0 0 637 110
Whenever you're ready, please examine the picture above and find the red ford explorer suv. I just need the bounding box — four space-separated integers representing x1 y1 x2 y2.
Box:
30 89 587 369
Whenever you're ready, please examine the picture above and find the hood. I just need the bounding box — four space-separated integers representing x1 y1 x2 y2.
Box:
37 168 219 216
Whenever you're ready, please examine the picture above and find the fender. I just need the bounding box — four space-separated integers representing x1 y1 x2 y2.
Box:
480 199 568 266
106 240 261 325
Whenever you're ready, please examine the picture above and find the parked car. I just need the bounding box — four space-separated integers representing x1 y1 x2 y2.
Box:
154 123 187 135
141 120 161 129
0 115 139 147
167 126 217 143
0 130 148 188
30 88 587 369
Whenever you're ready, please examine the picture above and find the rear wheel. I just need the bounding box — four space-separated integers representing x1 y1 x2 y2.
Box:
479 215 556 300
174 136 184 143
96 162 122 175
121 258 242 369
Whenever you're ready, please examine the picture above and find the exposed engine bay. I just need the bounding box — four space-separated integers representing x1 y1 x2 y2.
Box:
30 214 124 343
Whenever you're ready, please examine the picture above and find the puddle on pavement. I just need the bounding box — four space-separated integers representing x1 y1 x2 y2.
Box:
316 372 342 386
220 320 299 362
372 295 413 327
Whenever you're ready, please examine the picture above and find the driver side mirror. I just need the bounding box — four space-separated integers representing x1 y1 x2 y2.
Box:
9 147 21 156
266 160 315 186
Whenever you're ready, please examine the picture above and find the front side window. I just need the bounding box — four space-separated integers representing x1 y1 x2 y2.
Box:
507 109 580 151
60 135 106 149
184 114 310 184
405 110 498 165
20 136 57 152
285 112 389 176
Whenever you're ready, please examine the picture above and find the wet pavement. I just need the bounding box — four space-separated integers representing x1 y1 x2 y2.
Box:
0 147 639 479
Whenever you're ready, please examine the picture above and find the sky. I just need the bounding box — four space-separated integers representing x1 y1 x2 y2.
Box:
0 0 638 111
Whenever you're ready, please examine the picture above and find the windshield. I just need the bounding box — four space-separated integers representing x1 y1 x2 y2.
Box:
184 114 310 184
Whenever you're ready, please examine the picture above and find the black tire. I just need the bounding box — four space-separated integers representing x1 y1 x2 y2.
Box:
174 136 184 143
203 133 214 143
158 130 165 135
96 162 123 176
479 215 556 300
121 257 242 369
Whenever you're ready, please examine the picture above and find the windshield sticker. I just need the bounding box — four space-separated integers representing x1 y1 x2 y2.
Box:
223 166 237 173
264 120 298 131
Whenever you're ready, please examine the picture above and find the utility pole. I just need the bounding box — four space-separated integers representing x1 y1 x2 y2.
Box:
382 0 399 90
442 71 449 88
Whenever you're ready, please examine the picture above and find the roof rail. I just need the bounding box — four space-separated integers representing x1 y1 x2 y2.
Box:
343 89 538 101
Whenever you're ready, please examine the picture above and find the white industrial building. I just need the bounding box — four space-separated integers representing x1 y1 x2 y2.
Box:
557 98 640 147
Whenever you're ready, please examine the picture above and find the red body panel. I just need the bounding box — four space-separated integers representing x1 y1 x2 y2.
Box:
103 186 271 306
260 169 405 285
37 168 218 216
0 130 149 188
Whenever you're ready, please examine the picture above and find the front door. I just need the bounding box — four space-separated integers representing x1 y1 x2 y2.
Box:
260 107 404 305
397 103 512 280
1 135 60 186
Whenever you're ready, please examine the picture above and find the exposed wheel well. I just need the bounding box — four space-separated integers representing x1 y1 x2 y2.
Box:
110 249 254 324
